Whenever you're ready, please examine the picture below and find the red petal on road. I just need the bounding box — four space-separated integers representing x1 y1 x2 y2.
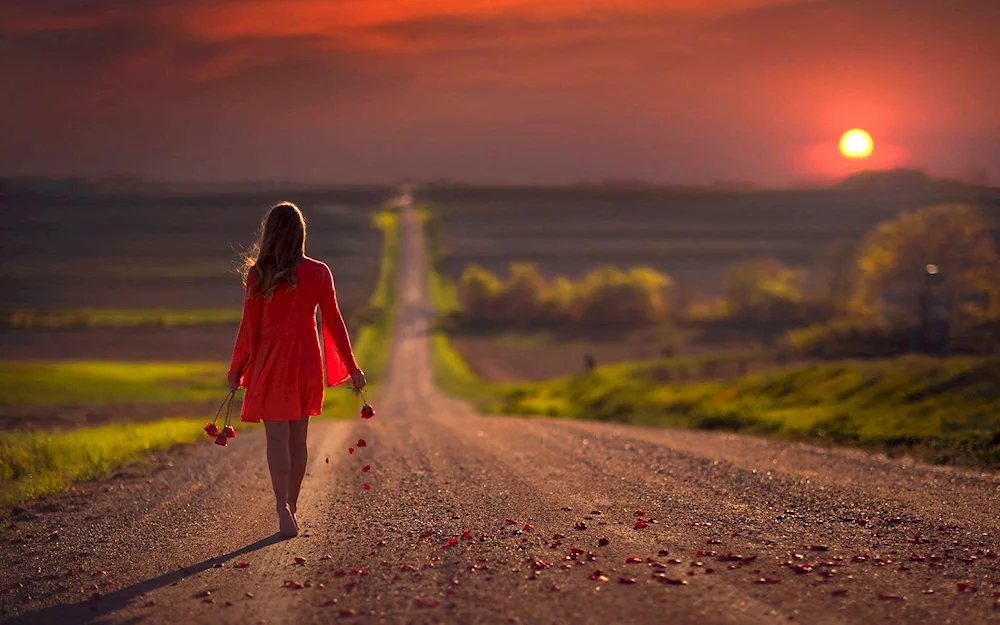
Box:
294 557 307 564
421 530 433 538
832 589 849 597
362 465 371 473
523 524 533 532
462 530 473 540
625 557 643 564
506 518 517 525
322 599 338 606
634 510 645 516
235 562 249 568
598 537 610 546
957 581 976 592
576 522 588 530
549 584 560 592
326 457 329 464
415 597 440 607
212 563 224 569
634 520 649 529
619 577 637 584
588 570 609 582
755 577 781 584
878 593 904 601
357 439 367 447
363 484 371 490
348 448 354 454
339 608 357 617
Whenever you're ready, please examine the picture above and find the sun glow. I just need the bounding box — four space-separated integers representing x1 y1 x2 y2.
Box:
839 129 873 159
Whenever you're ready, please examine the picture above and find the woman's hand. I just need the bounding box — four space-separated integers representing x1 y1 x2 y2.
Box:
351 370 367 391
228 372 241 392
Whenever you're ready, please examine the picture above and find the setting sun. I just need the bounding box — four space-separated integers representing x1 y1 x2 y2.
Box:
839 129 874 159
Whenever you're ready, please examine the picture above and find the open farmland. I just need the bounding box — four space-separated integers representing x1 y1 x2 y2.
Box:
421 183 1000 294
0 184 389 359
419 182 1000 381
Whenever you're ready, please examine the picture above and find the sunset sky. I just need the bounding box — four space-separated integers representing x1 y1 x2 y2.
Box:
2 0 998 186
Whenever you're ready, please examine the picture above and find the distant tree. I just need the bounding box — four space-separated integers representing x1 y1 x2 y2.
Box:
548 276 577 322
849 203 1000 325
458 264 504 323
723 258 806 322
499 263 550 325
813 239 860 317
577 266 671 328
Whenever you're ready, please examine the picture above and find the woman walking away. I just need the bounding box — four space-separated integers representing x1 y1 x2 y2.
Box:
228 202 365 538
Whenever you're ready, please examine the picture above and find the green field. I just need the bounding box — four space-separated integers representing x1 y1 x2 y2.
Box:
0 206 401 508
0 361 229 406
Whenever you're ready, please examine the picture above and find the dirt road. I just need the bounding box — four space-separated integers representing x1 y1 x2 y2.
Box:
3 203 1000 624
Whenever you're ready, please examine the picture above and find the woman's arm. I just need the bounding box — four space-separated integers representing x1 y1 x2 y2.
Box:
318 263 362 387
228 274 263 389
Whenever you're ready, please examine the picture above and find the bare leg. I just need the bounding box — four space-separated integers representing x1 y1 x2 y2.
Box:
287 417 310 518
264 421 297 537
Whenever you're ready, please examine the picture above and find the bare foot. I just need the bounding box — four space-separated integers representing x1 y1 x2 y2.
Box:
278 505 298 538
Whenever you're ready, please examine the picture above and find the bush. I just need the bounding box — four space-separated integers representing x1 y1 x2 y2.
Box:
455 262 673 331
723 257 807 323
577 266 671 328
458 264 504 323
782 318 912 359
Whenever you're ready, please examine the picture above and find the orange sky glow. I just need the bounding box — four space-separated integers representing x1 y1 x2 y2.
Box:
1 0 998 185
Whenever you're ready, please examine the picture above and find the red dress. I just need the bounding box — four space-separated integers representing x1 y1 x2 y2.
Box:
228 257 360 423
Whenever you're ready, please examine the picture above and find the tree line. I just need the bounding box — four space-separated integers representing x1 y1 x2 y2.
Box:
454 203 1000 356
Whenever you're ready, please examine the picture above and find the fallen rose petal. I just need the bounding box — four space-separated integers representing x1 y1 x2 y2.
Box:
588 570 609 582
523 524 533 532
326 457 329 464
294 557 307 564
832 589 849 597
348 448 354 454
357 439 366 447
362 465 371 473
957 581 976 593
878 593 904 601
339 608 357 617
363 484 371 490
236 562 249 568
619 577 637 584
634 520 649 529
625 557 643 564
755 577 781 584
634 510 645 516
323 599 338 606
415 597 440 607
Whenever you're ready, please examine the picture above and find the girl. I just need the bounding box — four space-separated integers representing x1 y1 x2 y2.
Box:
228 202 365 538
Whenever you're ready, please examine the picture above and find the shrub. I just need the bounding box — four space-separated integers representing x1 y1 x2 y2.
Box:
577 266 671 328
782 318 912 359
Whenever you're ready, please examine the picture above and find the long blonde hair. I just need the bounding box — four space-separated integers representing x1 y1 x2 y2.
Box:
241 202 307 298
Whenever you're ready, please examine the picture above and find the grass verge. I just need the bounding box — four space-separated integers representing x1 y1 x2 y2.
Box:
421 206 494 406
0 418 206 508
494 356 1000 469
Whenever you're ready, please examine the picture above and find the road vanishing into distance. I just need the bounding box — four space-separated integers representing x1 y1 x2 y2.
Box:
3 202 1000 624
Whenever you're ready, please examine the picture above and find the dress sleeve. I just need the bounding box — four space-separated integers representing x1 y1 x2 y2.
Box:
228 273 263 388
319 263 361 387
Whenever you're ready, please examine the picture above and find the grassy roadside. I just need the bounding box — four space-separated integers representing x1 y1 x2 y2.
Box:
495 356 1000 468
321 208 399 416
419 207 1000 470
0 419 207 509
421 205 495 406
0 205 401 508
